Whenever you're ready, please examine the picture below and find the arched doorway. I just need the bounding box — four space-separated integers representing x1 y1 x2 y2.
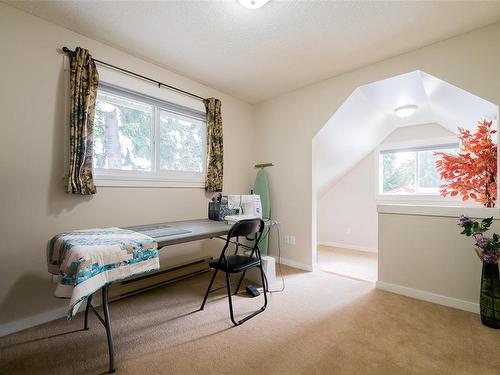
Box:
312 70 498 282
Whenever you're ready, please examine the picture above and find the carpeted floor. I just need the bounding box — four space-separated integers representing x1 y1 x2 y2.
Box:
318 246 378 282
1 266 499 375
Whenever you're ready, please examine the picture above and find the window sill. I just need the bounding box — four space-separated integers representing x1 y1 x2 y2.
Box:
94 176 205 189
377 204 500 219
376 194 459 204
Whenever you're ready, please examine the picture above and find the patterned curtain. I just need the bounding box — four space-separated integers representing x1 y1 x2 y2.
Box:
204 98 223 192
66 47 99 195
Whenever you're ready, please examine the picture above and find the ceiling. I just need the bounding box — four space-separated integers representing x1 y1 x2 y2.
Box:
313 71 499 196
6 1 500 103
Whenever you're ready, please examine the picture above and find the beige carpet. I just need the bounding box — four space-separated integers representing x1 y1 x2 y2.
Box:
318 246 378 282
1 267 499 375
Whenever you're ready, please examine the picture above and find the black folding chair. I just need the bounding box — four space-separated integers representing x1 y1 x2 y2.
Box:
200 218 267 325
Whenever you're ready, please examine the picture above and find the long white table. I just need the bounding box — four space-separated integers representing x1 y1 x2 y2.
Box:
128 219 233 247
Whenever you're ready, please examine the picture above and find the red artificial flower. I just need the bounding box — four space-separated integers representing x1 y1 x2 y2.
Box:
435 120 497 207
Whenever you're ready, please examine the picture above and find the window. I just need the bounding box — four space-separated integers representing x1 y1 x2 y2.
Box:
379 143 459 195
93 84 206 187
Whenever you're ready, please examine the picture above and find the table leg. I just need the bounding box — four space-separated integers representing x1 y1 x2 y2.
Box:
102 284 116 373
84 293 93 330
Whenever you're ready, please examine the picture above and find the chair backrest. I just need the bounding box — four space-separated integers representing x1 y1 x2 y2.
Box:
228 218 264 240
217 218 264 260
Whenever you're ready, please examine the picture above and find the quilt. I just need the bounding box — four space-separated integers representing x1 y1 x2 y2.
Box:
47 227 159 318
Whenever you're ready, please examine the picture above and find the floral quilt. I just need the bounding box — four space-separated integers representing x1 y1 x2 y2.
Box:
47 227 159 318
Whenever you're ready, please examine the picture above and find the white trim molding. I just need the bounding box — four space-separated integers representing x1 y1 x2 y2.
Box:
318 241 378 253
377 204 500 219
0 307 68 337
376 281 479 314
0 299 97 337
376 136 459 154
95 175 205 188
273 256 315 272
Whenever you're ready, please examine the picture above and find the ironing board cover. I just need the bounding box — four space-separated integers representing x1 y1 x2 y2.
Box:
47 227 159 318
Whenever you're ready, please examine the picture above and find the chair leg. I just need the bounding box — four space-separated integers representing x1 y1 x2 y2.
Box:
84 293 93 330
200 269 218 311
234 270 247 295
228 265 268 326
102 284 116 374
259 265 268 310
225 272 240 326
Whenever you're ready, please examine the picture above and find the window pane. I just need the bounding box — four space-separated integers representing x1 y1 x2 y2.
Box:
159 110 204 173
418 147 458 193
417 150 441 191
94 91 153 171
382 151 416 193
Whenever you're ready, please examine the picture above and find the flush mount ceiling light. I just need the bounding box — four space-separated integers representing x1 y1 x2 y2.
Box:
237 0 271 9
394 104 418 118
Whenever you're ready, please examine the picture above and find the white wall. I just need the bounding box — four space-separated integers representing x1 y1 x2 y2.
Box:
255 21 500 266
0 4 255 334
317 123 454 253
255 22 500 307
2 4 500 336
382 122 455 144
317 152 378 252
378 214 500 312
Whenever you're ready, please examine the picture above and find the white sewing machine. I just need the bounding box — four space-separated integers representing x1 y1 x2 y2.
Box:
225 194 262 223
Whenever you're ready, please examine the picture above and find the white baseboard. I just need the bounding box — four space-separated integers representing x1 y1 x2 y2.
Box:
318 241 378 253
273 256 315 272
0 306 68 337
0 297 100 337
376 281 479 314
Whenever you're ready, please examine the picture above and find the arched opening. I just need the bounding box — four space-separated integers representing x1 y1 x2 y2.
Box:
312 70 499 281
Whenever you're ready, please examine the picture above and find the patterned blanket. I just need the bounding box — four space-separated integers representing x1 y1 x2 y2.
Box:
47 228 159 318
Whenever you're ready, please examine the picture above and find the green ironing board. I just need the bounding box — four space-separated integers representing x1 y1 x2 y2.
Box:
253 168 271 255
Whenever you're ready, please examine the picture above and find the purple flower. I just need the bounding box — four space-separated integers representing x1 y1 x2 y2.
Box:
480 251 500 264
474 233 490 249
458 215 473 228
458 215 499 264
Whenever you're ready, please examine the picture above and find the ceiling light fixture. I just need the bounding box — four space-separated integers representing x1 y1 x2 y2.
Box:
237 0 271 9
394 104 418 118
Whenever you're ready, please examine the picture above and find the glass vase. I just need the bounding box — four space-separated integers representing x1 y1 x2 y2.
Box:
480 262 500 329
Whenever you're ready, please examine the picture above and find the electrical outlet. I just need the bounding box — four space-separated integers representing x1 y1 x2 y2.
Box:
281 235 296 245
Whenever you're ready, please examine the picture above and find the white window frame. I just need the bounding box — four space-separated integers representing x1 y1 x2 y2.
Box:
93 83 207 188
374 136 466 205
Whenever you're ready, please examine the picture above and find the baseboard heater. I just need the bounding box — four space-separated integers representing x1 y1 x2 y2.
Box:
108 256 212 301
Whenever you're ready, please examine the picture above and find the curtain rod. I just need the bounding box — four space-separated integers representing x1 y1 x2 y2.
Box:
62 47 207 102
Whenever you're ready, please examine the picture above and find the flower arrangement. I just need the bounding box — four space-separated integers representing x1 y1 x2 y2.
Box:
458 215 500 263
435 120 497 207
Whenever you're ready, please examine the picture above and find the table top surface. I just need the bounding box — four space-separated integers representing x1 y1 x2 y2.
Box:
127 218 232 248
